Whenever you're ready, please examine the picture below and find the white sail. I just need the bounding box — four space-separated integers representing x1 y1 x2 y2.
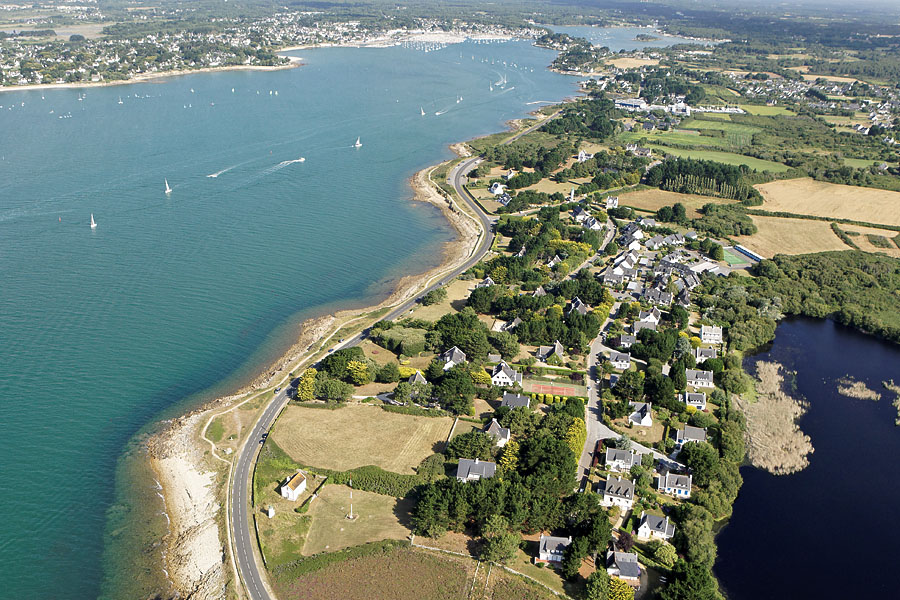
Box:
165 178 172 194
420 107 425 116
354 137 362 148
90 214 97 229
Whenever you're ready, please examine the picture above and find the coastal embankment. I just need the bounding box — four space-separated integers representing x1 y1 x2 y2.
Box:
148 151 483 598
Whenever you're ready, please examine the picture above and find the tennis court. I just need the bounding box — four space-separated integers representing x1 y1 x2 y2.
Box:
526 382 581 396
722 247 751 266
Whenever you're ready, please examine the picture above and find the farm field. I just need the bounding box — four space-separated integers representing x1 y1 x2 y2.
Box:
734 215 847 257
617 188 734 218
272 404 453 473
755 178 900 227
840 224 900 257
302 485 413 555
618 129 734 150
275 546 472 600
679 118 760 146
738 104 795 116
842 157 879 168
649 146 789 172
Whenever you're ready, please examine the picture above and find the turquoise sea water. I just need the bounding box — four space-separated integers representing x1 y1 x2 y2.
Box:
0 31 694 600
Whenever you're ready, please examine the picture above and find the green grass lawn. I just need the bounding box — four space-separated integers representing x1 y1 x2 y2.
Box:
619 130 734 150
722 247 752 266
680 118 760 147
739 104 796 116
647 145 790 172
843 157 879 168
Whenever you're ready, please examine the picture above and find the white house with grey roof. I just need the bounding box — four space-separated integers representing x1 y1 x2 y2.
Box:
476 276 496 288
606 550 641 582
680 391 707 411
686 369 715 389
537 534 573 564
440 346 467 371
569 297 590 316
675 425 707 449
485 418 511 448
501 392 530 410
637 512 675 541
638 307 661 324
608 351 632 371
408 370 427 385
701 325 723 344
658 472 692 498
605 448 636 473
491 361 523 387
600 475 635 510
629 402 653 427
606 195 619 209
489 182 505 195
537 340 565 362
456 458 497 482
693 347 718 363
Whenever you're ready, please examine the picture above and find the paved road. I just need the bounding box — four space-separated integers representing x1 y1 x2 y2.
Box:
229 139 504 600
229 111 569 600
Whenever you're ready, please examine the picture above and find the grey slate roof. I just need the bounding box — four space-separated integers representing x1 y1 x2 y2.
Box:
639 512 675 538
605 448 635 468
540 535 572 556
607 550 641 579
603 476 634 500
440 346 467 365
501 393 530 410
409 371 426 385
456 458 496 481
679 425 707 443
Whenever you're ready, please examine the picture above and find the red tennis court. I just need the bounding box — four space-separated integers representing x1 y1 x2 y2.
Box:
528 383 578 396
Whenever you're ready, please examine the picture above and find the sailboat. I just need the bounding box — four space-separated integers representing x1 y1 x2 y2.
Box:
90 214 97 229
354 137 362 148
420 107 425 116
118 96 123 105
164 179 172 194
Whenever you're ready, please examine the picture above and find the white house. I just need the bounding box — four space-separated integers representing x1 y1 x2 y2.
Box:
680 391 707 411
675 425 707 449
577 149 593 163
456 458 497 482
280 470 307 502
440 346 467 371
701 325 723 344
609 351 632 371
636 512 675 541
537 535 572 564
686 369 715 389
485 418 511 448
504 169 517 181
476 276 496 288
629 402 653 427
569 297 590 316
605 448 636 473
537 340 565 362
606 550 641 582
489 182 506 195
491 361 523 387
693 347 717 363
606 195 619 209
601 475 635 510
638 307 662 324
658 472 692 498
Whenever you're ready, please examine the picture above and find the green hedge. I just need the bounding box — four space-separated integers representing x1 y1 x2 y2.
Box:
272 539 408 580
294 401 345 410
381 405 450 418
304 464 424 497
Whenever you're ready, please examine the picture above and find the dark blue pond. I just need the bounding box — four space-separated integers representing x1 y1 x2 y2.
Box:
715 318 900 599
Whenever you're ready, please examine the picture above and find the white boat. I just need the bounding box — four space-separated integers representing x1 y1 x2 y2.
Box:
420 107 425 116
118 97 123 105
165 179 172 194
90 214 97 229
354 137 362 148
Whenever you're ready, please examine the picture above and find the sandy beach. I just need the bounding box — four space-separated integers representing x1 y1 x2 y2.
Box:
147 144 483 597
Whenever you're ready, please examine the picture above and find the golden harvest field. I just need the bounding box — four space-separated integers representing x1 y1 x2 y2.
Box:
755 178 900 227
734 215 847 257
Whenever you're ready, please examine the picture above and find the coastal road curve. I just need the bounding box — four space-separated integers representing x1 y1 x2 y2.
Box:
230 110 565 600
229 143 498 600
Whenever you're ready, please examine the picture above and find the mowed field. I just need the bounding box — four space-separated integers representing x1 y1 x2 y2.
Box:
734 215 847 257
302 485 413 555
618 188 733 218
276 547 473 600
650 146 789 172
755 178 900 227
272 405 453 473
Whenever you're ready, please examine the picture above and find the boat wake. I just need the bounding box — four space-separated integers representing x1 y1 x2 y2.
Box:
434 109 449 116
264 156 306 175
